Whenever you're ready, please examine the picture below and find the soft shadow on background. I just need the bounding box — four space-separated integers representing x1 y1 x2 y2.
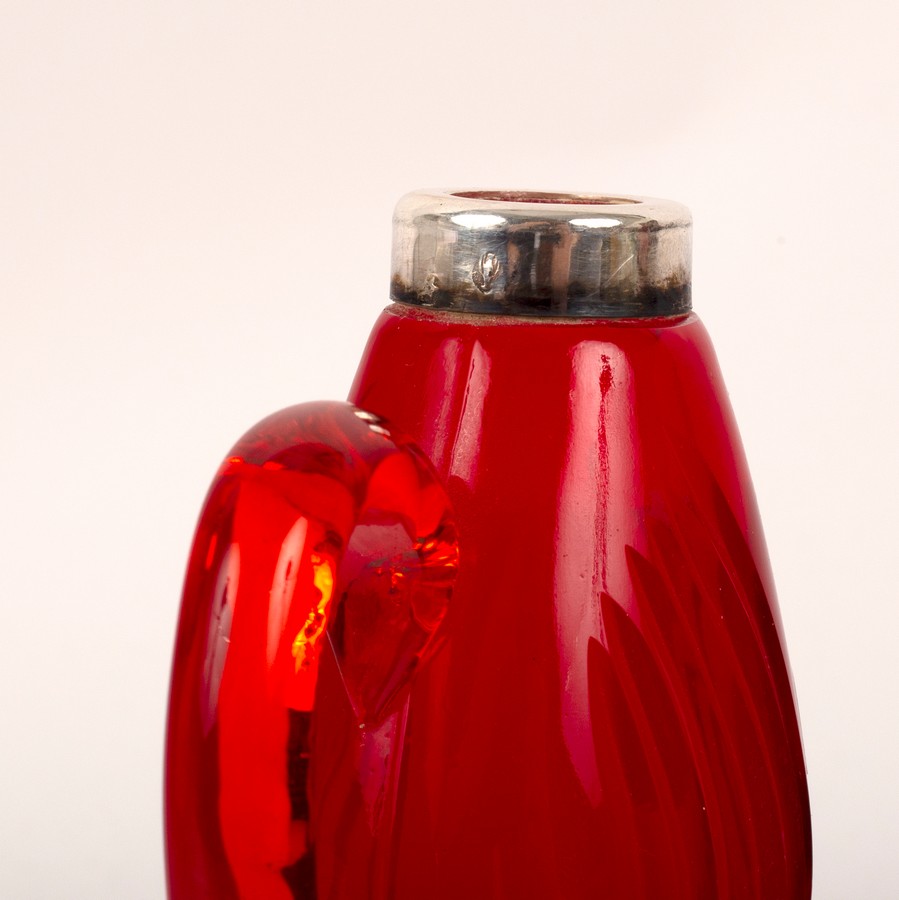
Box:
1 2 896 897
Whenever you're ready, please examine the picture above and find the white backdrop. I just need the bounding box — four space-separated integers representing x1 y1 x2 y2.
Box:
2 2 896 897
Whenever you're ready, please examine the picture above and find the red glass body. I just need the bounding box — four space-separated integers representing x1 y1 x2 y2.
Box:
166 304 812 898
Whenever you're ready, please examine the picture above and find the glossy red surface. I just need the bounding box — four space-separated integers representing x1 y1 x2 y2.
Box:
166 402 457 898
166 306 812 898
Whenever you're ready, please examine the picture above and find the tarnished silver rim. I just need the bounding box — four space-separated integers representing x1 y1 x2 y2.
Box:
390 189 692 318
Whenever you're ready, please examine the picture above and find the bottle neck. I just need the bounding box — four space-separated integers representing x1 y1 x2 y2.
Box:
390 189 692 319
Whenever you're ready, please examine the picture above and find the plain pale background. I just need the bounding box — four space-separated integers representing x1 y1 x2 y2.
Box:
1 1 896 897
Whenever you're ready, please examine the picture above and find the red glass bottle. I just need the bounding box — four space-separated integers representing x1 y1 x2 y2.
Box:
166 191 812 898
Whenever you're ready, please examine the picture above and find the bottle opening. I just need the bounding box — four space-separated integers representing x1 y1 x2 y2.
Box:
451 190 641 206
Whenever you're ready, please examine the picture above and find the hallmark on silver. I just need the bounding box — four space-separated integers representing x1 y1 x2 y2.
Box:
472 252 501 293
